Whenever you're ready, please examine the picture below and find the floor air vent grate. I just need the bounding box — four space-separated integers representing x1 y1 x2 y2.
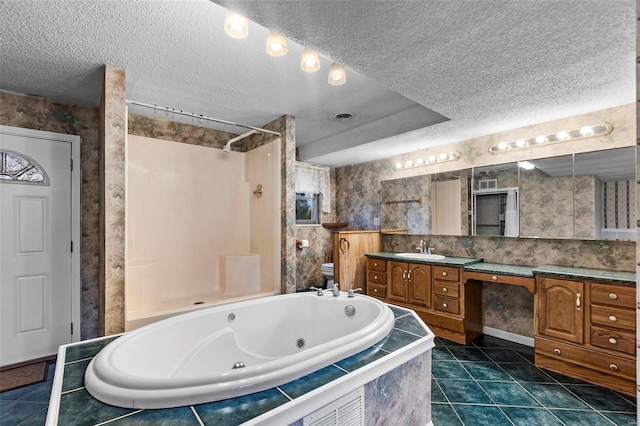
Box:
303 387 364 426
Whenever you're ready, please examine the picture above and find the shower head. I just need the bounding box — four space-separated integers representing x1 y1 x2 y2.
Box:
222 130 258 153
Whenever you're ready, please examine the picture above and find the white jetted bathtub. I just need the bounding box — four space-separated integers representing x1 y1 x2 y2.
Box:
85 291 395 409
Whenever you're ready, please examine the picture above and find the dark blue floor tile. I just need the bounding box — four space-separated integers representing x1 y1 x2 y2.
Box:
478 381 540 407
0 382 44 401
499 363 554 382
564 385 636 413
64 336 119 363
431 381 447 403
448 347 491 362
432 346 455 360
375 328 420 352
461 362 512 381
602 411 637 426
279 365 346 399
438 338 464 347
394 314 428 336
62 359 91 392
438 380 492 404
194 388 289 425
480 348 528 363
109 406 200 425
387 304 412 318
550 408 614 425
512 346 535 362
335 346 387 372
541 370 588 385
57 388 134 425
431 403 462 426
0 400 48 425
16 405 49 425
453 404 512 425
432 361 471 380
16 380 53 403
501 407 563 425
521 383 589 409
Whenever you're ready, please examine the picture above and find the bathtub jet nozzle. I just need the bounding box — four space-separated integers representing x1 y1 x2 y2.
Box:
232 362 245 370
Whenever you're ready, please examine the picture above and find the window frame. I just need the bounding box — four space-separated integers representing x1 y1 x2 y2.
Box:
295 192 321 225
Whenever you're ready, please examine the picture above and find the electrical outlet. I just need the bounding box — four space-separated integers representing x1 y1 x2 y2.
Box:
373 217 380 226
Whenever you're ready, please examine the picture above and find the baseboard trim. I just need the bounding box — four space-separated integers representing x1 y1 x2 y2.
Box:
482 326 534 347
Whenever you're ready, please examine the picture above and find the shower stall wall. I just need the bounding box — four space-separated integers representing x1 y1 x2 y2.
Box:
125 135 281 330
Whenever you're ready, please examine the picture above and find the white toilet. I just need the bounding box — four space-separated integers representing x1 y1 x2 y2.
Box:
321 263 334 288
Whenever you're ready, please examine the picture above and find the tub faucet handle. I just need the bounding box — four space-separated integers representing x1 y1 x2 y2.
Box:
348 288 362 298
309 286 324 296
331 283 340 297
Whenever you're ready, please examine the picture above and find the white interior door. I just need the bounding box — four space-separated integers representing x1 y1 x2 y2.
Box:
0 131 73 366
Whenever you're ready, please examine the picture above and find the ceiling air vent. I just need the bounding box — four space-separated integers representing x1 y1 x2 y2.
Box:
335 113 353 121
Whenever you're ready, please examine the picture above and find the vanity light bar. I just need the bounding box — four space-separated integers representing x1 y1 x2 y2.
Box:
489 122 613 154
394 152 461 171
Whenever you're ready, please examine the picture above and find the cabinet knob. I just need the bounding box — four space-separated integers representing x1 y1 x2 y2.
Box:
374 262 378 267
443 287 448 292
492 275 498 280
442 272 447 277
374 275 378 280
443 303 448 308
610 364 618 371
609 293 618 300
373 288 378 293
609 337 617 344
553 348 561 355
609 315 617 322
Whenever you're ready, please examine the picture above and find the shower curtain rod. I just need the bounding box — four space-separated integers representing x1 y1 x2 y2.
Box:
125 100 281 136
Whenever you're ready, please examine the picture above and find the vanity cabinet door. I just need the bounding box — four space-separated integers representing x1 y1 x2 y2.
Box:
408 264 431 307
536 277 584 344
387 261 408 303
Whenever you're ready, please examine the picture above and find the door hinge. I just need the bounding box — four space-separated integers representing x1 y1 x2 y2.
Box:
71 322 74 335
70 241 73 252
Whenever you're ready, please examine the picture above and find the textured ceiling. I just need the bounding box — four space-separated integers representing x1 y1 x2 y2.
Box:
0 0 635 167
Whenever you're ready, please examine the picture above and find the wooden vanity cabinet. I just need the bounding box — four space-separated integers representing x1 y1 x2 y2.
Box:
534 276 636 396
366 257 482 344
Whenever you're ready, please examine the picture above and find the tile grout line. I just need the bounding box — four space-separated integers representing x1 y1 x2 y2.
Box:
276 386 294 401
191 406 205 426
432 377 466 426
553 382 618 425
93 409 143 425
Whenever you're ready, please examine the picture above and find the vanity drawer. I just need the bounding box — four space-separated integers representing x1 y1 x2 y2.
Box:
433 266 460 282
433 281 460 298
536 336 635 380
368 284 387 298
590 325 636 356
434 295 460 315
591 305 635 332
367 258 386 272
591 283 635 309
368 271 386 285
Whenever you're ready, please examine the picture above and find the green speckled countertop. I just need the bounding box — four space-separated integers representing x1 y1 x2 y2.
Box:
533 264 636 285
365 252 482 267
463 263 535 278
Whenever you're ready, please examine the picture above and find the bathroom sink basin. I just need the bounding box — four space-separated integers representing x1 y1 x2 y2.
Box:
395 253 446 261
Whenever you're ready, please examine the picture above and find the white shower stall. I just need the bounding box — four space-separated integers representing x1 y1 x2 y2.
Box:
125 134 281 330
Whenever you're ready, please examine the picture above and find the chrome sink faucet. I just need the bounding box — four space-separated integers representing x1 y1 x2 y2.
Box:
331 283 340 297
417 240 433 254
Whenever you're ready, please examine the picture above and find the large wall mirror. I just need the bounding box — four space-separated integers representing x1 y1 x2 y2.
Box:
382 147 635 241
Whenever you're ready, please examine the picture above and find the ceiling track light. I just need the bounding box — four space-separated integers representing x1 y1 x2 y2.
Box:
489 122 613 153
394 152 461 171
328 62 346 86
266 31 287 57
225 11 249 39
301 48 320 73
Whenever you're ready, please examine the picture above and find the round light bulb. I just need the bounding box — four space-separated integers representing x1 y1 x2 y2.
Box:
428 156 436 163
497 142 508 150
224 11 248 40
416 158 424 165
535 135 547 144
328 63 346 86
557 131 569 140
515 139 526 147
439 153 447 160
405 161 413 167
266 31 287 57
395 162 403 170
301 49 320 72
580 126 593 136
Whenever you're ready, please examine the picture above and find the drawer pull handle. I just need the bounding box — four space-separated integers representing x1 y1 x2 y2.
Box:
553 348 561 355
576 293 581 311
609 337 617 344
443 287 448 292
609 315 617 322
610 364 618 371
442 272 447 276
374 276 378 280
492 275 498 280
402 271 407 280
443 303 448 308
407 270 412 281
609 293 617 300
374 288 378 293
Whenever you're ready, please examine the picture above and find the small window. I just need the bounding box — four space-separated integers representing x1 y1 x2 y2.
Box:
0 150 49 185
296 193 321 225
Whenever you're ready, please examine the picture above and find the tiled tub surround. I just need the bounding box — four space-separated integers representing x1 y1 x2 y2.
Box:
46 305 434 425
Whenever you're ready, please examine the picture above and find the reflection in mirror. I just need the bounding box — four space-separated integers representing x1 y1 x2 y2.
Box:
406 174 434 234
574 147 635 241
431 171 469 236
472 163 519 237
519 154 574 239
380 177 409 232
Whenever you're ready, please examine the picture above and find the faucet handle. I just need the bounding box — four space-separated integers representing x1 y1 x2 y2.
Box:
309 286 324 296
348 288 363 298
428 247 435 255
